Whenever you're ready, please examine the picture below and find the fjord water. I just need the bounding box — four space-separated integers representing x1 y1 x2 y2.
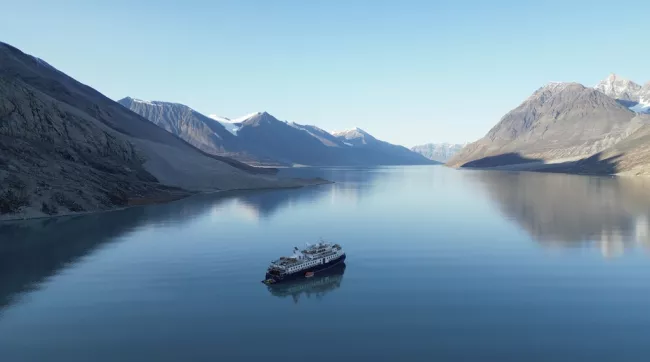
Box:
1 166 650 362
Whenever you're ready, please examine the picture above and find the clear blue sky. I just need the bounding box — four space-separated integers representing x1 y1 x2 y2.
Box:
1 0 648 147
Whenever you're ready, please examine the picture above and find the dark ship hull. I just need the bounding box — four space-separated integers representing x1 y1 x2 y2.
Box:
266 263 346 303
264 254 346 283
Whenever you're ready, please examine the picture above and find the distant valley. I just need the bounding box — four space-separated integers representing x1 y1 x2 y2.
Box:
411 143 466 163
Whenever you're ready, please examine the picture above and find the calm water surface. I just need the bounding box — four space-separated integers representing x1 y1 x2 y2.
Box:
1 166 650 361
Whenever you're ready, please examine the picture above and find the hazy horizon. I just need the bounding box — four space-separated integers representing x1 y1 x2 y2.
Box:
2 0 649 147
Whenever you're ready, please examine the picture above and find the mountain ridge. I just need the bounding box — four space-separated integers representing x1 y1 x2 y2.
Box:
123 99 433 166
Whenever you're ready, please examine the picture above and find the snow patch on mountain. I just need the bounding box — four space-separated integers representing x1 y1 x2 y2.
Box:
207 114 231 123
231 112 263 123
208 114 240 135
288 122 315 136
131 98 159 106
220 122 240 136
630 98 650 113
541 81 574 92
332 127 370 138
289 122 328 139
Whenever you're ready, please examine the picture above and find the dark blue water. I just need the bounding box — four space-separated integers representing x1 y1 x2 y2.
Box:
1 166 650 361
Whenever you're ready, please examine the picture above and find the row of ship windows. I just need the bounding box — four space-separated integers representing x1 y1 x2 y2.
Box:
288 254 339 272
290 259 322 272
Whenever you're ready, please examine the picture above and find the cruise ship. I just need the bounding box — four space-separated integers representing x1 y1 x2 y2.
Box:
263 240 346 284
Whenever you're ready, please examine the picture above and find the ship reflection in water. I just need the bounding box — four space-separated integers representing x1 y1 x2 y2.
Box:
266 263 346 304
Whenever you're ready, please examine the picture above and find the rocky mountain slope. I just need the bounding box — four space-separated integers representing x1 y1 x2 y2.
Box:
0 42 324 220
216 111 345 165
118 98 279 165
124 100 433 166
569 119 650 176
411 143 465 162
447 81 647 170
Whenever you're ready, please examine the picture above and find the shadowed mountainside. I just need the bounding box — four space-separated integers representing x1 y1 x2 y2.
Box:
461 153 544 168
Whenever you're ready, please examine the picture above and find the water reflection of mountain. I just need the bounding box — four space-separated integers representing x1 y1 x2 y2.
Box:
0 181 351 313
471 171 650 256
229 167 387 219
226 186 331 220
266 263 346 304
0 192 239 312
281 166 387 204
0 167 376 312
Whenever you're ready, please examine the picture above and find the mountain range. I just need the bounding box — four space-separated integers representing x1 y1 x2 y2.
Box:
411 143 466 162
448 74 650 175
119 99 434 167
0 42 326 220
4 36 650 221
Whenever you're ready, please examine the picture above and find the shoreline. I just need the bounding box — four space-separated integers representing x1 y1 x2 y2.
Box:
0 178 333 223
448 160 643 178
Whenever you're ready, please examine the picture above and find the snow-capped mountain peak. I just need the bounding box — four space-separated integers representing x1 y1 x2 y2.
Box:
541 81 574 91
125 97 160 106
537 81 583 93
595 73 642 102
208 112 267 124
206 112 277 135
332 127 369 137
231 112 264 123
331 127 378 147
524 82 585 103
